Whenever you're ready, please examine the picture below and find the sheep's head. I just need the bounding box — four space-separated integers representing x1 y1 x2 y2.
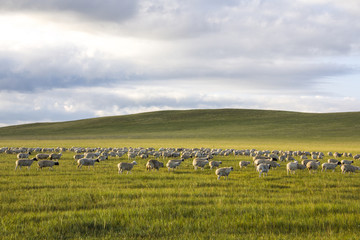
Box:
132 161 138 165
95 159 100 162
54 162 59 165
32 157 38 161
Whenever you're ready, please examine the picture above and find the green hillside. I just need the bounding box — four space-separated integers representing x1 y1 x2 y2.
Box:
0 109 359 140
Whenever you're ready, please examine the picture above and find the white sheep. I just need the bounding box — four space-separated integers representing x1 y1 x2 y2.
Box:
193 158 209 170
286 161 299 175
36 153 49 160
239 161 251 168
264 160 280 169
209 161 222 169
341 164 360 174
73 154 84 160
306 161 321 173
321 162 341 172
17 153 30 159
77 158 100 169
146 159 164 171
37 160 59 170
328 159 340 164
257 163 270 177
341 160 354 165
215 167 233 180
166 160 182 171
118 161 137 174
49 153 62 160
15 158 37 170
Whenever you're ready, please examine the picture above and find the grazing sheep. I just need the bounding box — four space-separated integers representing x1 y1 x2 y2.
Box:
306 161 321 173
341 160 354 165
215 167 234 180
98 155 107 161
77 158 100 169
84 152 99 159
73 154 84 160
36 153 49 160
49 153 62 160
37 160 59 170
15 158 37 170
286 161 300 175
146 159 164 171
254 159 267 166
166 160 182 171
301 159 318 166
193 158 209 170
257 163 270 177
127 152 137 160
209 161 222 169
341 164 360 174
118 161 137 174
239 161 251 168
328 159 340 164
321 162 341 172
264 160 280 169
17 153 30 159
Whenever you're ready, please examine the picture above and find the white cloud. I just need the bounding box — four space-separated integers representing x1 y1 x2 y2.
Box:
0 0 359 126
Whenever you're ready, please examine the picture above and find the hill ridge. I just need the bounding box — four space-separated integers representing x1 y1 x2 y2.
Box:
0 108 359 140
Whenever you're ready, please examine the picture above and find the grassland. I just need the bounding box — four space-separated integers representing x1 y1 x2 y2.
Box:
1 109 360 239
1 150 360 240
0 109 359 142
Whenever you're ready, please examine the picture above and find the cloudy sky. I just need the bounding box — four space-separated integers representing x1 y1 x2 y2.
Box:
0 0 359 126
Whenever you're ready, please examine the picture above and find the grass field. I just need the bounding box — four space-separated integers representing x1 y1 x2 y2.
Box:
1 146 360 240
0 109 359 142
1 109 360 239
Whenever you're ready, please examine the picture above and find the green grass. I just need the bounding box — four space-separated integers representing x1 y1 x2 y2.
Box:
0 109 359 142
1 149 360 239
1 109 360 239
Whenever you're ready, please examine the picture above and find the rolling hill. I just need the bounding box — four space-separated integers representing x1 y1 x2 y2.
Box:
0 109 359 141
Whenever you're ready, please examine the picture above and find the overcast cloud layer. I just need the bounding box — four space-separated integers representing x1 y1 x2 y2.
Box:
0 0 359 126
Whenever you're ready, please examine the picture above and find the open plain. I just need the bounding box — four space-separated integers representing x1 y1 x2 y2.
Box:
1 109 360 239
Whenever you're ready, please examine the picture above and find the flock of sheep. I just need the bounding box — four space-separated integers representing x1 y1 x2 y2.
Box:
3 146 360 179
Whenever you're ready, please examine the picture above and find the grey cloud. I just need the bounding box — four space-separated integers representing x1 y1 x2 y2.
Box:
1 86 359 126
0 48 138 92
0 0 138 22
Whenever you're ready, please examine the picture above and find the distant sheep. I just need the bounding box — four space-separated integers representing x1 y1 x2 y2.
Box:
257 163 270 177
306 161 321 173
77 158 100 169
17 153 30 159
321 162 341 172
341 164 360 174
146 159 164 171
215 167 233 180
239 161 251 168
15 158 37 170
37 160 59 170
118 161 137 174
286 161 302 175
36 153 49 160
49 153 62 160
193 158 209 170
209 161 222 169
73 154 83 160
328 159 340 164
341 160 353 165
166 160 182 171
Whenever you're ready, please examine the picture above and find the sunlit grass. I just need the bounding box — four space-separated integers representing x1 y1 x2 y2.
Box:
1 146 360 239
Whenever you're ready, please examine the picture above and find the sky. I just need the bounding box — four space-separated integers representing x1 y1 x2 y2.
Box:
0 0 359 127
